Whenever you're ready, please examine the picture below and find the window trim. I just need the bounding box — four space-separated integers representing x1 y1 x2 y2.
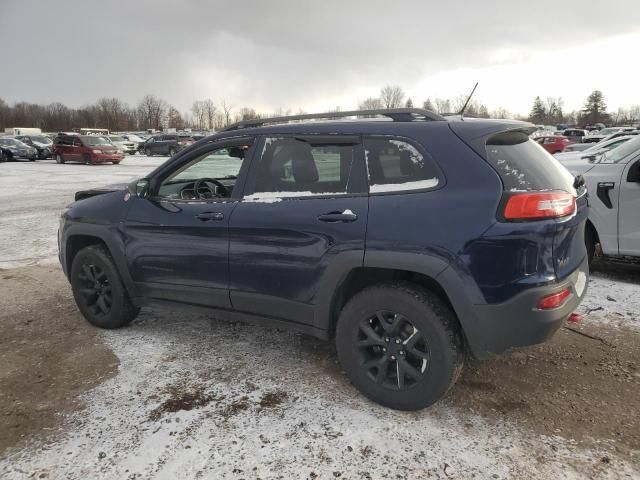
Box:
363 135 446 196
148 136 256 204
241 134 368 201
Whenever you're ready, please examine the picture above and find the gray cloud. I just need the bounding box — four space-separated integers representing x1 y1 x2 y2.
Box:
1 0 639 113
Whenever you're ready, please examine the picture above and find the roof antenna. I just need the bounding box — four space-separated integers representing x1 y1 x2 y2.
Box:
458 82 479 118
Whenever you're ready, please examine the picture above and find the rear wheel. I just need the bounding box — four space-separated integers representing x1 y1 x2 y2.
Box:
55 153 65 164
70 245 140 329
336 283 464 410
168 147 176 156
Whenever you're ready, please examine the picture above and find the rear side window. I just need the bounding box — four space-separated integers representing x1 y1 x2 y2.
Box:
250 137 357 196
364 137 441 193
486 131 575 192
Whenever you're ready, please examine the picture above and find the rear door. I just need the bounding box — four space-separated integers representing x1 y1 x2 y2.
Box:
228 135 368 326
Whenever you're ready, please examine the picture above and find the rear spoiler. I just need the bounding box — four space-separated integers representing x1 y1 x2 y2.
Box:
448 120 536 161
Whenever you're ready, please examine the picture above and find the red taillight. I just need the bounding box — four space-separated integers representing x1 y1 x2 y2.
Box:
537 288 571 310
504 191 575 221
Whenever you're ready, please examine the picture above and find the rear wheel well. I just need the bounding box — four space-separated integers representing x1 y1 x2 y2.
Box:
586 219 599 244
329 267 457 338
65 235 107 273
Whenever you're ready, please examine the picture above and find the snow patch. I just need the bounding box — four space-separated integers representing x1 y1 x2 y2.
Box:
370 178 439 193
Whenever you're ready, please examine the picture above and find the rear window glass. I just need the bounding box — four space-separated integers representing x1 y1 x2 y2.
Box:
486 131 575 192
364 137 441 192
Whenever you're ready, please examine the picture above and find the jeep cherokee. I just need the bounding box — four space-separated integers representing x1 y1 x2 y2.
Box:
58 108 589 410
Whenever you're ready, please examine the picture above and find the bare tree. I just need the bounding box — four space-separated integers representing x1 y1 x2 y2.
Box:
380 85 405 109
137 94 167 130
202 99 217 130
433 98 452 114
191 101 205 129
221 100 234 127
359 97 383 110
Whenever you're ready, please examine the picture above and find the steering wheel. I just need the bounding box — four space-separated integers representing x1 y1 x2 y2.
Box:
193 178 229 199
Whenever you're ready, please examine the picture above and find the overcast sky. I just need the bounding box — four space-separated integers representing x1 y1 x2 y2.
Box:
1 0 639 116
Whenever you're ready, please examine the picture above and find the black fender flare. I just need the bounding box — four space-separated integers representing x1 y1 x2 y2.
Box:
62 222 141 304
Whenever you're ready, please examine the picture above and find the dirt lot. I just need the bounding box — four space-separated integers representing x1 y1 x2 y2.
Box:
0 263 639 479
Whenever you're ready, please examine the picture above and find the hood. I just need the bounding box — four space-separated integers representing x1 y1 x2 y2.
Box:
74 182 128 201
558 156 597 176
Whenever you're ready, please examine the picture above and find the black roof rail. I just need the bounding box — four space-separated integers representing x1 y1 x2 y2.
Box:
222 108 445 132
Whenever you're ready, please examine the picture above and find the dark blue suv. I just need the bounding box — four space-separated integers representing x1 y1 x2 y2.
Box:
58 109 589 410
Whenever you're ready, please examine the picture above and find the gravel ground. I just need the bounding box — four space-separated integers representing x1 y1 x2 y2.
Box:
0 157 639 479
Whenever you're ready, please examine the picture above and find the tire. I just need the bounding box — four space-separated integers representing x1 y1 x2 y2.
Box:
336 282 464 410
70 245 140 329
83 154 92 165
145 148 152 156
55 153 65 164
168 147 176 156
112 162 120 165
585 223 596 266
0 151 6 162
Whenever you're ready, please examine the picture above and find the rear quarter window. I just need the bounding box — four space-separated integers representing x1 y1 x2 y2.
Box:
486 131 575 192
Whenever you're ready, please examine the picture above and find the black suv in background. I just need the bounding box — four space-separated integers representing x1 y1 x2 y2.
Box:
139 134 195 156
16 135 54 159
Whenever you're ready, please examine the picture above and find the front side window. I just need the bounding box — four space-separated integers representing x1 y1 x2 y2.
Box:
157 144 249 200
364 137 441 193
249 137 357 198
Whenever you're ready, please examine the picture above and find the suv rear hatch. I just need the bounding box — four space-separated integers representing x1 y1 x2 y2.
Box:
451 121 588 287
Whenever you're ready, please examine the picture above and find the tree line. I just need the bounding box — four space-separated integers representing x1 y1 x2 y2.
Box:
1 86 637 133
529 90 640 126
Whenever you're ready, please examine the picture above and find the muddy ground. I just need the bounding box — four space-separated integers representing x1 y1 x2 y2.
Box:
0 263 639 479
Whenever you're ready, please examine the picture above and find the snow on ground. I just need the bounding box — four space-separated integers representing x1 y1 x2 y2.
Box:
0 156 167 269
1 157 640 478
2 310 637 480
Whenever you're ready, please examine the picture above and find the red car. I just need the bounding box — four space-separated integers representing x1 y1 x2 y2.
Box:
535 135 571 154
52 134 124 165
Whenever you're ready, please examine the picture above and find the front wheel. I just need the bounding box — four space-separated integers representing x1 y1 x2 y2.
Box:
168 147 176 156
145 148 152 156
336 283 464 410
55 153 65 164
70 245 140 329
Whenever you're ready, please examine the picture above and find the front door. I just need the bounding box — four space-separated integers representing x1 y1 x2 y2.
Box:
124 138 255 308
229 135 369 325
619 156 640 256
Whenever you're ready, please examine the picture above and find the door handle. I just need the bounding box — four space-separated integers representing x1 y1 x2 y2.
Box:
195 211 224 221
317 209 358 223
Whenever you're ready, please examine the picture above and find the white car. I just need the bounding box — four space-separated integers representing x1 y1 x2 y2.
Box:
554 136 634 172
107 135 137 155
562 136 640 262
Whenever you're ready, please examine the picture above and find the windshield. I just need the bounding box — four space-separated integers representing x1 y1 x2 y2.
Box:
598 127 620 135
109 136 125 142
81 136 111 146
31 136 52 144
0 138 23 147
597 136 640 164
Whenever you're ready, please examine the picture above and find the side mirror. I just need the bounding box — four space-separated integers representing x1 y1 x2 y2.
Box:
129 178 151 198
628 161 640 183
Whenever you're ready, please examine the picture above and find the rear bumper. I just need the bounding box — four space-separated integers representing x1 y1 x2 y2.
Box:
444 258 589 359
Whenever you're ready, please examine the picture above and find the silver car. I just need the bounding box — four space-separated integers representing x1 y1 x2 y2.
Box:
562 136 640 262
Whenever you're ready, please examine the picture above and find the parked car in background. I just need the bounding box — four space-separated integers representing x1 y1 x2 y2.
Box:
584 126 636 143
107 135 137 155
52 134 124 165
563 143 594 153
562 129 589 143
59 109 589 410
561 136 640 263
0 137 38 161
535 135 571 154
140 134 195 156
122 134 145 153
554 136 634 170
16 134 53 159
